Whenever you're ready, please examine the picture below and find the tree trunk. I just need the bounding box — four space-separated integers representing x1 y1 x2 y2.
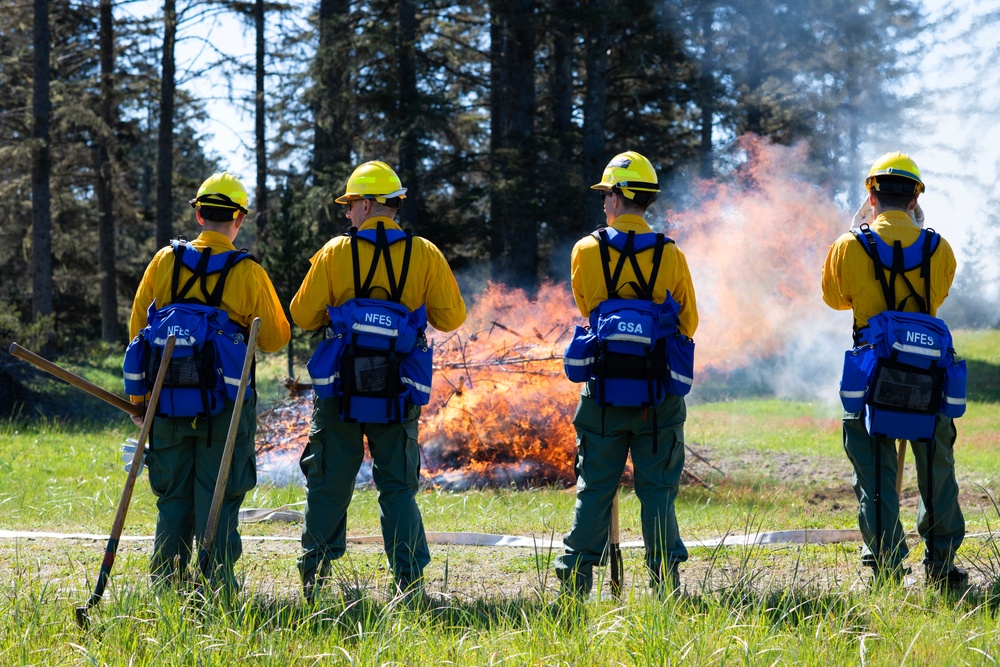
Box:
31 0 53 321
155 0 177 250
97 0 119 342
489 0 537 290
313 0 352 240
254 0 268 257
580 2 608 236
547 0 575 243
397 0 418 231
698 2 715 180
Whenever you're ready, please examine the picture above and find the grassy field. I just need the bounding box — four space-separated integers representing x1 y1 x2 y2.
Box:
1 332 999 664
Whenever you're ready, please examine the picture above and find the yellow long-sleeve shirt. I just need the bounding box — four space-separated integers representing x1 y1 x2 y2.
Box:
822 210 956 329
571 214 699 338
290 217 467 333
129 230 291 353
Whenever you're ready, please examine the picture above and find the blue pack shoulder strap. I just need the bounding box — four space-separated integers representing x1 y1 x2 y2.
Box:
852 226 939 271
594 228 672 300
169 237 256 308
348 221 414 303
853 225 936 315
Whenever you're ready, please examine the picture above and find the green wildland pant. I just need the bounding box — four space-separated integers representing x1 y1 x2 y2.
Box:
842 413 964 575
555 392 688 594
298 398 429 590
146 394 258 589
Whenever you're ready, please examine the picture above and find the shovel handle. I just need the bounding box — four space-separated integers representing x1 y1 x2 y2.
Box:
198 318 261 579
75 335 176 627
8 342 143 418
610 489 623 598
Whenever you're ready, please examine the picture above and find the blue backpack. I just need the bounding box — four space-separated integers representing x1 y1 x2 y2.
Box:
123 239 255 419
306 222 433 424
563 228 695 407
839 225 967 441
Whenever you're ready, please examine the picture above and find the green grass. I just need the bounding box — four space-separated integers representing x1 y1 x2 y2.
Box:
1 331 1000 664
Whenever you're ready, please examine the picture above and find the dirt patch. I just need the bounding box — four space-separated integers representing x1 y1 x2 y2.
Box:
684 441 849 487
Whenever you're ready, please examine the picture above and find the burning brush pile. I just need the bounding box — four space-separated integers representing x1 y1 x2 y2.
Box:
258 282 583 489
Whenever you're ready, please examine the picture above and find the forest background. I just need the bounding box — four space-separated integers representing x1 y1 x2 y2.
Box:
1 0 999 415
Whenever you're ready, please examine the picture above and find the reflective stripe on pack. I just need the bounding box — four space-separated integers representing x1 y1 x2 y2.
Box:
840 390 867 399
606 332 653 345
352 322 400 337
670 369 694 387
123 371 145 382
153 334 198 347
563 356 594 367
223 375 243 388
311 373 339 387
401 376 432 395
944 395 966 406
891 342 942 358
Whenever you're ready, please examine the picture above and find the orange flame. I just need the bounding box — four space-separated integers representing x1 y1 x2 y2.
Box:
420 281 581 486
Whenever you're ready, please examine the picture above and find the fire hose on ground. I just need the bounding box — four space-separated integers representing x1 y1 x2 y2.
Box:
5 510 996 550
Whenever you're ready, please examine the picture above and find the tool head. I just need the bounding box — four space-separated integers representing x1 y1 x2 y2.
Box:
75 605 90 628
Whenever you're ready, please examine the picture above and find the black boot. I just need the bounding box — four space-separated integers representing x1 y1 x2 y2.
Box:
302 560 331 603
650 563 679 598
925 564 968 592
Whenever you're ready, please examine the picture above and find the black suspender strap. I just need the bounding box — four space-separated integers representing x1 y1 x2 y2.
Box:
206 251 246 308
172 245 212 303
372 222 396 298
349 228 363 295
921 229 934 314
597 229 667 301
170 242 186 300
170 242 248 308
394 233 414 302
351 221 414 304
860 226 896 310
643 234 666 301
356 225 385 298
597 229 618 297
893 240 928 314
859 224 934 315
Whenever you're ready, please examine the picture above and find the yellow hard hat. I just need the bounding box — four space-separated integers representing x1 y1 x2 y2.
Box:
865 151 925 195
591 150 660 201
335 160 408 205
189 172 250 218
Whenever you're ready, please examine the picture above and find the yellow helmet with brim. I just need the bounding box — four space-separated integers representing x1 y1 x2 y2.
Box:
335 160 408 205
865 151 925 196
591 150 660 203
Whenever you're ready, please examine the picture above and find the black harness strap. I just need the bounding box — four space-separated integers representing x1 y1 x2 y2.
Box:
351 221 414 303
920 229 934 312
206 251 248 308
860 226 897 313
858 225 932 316
170 240 253 309
350 228 364 297
171 242 213 303
597 230 666 301
597 229 627 298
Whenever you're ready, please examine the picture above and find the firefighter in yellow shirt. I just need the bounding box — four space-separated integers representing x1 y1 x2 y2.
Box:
822 152 965 590
128 172 290 591
291 161 466 601
556 151 698 598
